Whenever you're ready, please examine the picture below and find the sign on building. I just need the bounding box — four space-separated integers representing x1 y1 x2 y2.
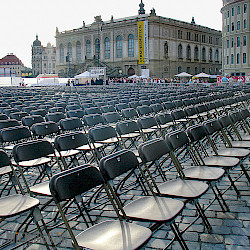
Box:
90 67 106 76
138 20 149 64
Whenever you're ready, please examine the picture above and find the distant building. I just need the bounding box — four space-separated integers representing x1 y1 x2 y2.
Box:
0 53 24 77
55 1 222 78
221 0 249 77
31 35 56 76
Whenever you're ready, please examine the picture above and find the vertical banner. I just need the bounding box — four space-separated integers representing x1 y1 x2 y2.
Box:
138 20 149 64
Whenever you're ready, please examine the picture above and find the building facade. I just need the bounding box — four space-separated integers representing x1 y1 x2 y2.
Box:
56 2 222 78
0 54 24 77
221 0 249 77
32 35 56 76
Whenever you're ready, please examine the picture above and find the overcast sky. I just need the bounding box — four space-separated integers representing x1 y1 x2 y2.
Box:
0 0 223 68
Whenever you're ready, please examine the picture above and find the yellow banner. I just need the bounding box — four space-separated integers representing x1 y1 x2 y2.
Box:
138 21 145 64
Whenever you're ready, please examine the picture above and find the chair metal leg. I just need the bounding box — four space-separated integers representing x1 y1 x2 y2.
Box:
195 201 212 233
169 222 189 250
240 164 250 185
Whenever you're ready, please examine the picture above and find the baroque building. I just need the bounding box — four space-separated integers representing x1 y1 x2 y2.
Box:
32 35 56 76
0 54 24 77
221 0 249 77
56 1 222 78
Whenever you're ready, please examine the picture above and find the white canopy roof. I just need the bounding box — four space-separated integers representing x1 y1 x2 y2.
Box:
128 74 140 79
195 72 211 78
74 71 99 78
175 72 192 77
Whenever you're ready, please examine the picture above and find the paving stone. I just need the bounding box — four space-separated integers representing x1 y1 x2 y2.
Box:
200 233 224 244
225 235 249 246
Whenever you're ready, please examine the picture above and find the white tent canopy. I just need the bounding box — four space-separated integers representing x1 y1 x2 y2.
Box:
128 74 140 79
75 71 99 78
195 72 211 78
175 72 192 77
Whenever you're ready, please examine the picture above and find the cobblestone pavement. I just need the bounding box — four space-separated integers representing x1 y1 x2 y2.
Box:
0 147 250 250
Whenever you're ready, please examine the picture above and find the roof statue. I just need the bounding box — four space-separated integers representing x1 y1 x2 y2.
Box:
191 17 196 24
138 0 145 15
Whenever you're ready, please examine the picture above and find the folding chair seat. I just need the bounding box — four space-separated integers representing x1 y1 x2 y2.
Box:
88 125 122 160
31 121 60 143
116 120 143 150
49 164 152 250
138 138 212 232
137 115 162 140
165 130 229 212
54 132 95 169
0 150 55 249
99 149 188 249
30 109 47 117
0 119 20 130
187 124 244 197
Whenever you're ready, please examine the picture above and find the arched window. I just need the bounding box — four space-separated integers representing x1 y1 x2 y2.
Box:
76 41 81 61
215 49 219 61
59 44 64 63
202 47 206 61
194 46 199 60
104 37 110 59
178 44 182 59
209 48 213 61
128 34 134 57
95 39 100 59
164 42 168 58
86 40 91 59
116 35 123 58
67 43 72 60
187 45 191 59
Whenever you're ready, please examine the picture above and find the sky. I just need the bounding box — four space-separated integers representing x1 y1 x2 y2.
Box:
0 0 223 68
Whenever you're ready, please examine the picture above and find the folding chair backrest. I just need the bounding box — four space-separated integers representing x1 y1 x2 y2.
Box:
13 139 54 162
136 105 151 116
50 165 104 204
103 112 121 124
121 108 138 119
165 130 189 150
187 124 207 142
45 112 65 123
0 119 20 130
89 125 117 142
0 150 11 168
31 121 59 137
85 107 102 115
59 117 84 131
21 115 44 127
54 132 89 151
171 109 186 120
240 109 250 119
116 120 140 135
203 119 222 135
66 109 84 119
0 114 8 120
229 111 243 123
138 138 170 163
218 115 232 128
30 109 47 117
99 149 139 181
155 112 173 125
84 114 105 127
0 126 32 143
9 112 28 121
137 116 158 129
184 106 197 117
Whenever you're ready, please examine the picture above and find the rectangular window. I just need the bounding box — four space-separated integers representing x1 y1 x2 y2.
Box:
232 7 234 16
243 36 247 46
231 54 234 64
227 10 230 17
244 4 247 13
227 40 229 48
243 19 247 29
178 30 182 39
232 22 235 31
186 32 191 40
187 67 190 73
237 21 240 30
227 56 229 64
232 38 234 47
227 25 230 32
237 53 240 64
237 6 240 14
243 53 246 64
237 37 240 47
